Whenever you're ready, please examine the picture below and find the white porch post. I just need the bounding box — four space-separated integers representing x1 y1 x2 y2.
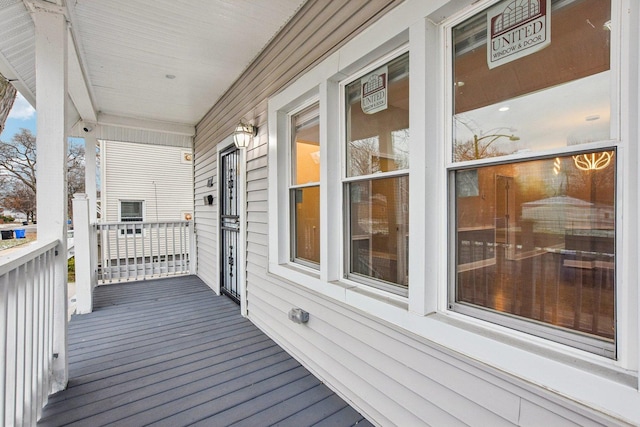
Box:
72 194 93 314
34 9 69 392
84 133 98 223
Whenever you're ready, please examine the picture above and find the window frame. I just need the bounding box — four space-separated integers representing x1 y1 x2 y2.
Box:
444 0 622 359
119 199 144 235
267 38 412 308
339 46 411 296
288 100 321 269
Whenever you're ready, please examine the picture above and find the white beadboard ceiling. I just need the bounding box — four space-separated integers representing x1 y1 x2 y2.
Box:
0 0 306 137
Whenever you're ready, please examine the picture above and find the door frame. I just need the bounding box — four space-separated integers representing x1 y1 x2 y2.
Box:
216 138 247 316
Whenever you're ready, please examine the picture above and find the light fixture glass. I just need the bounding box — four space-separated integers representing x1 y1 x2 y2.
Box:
233 121 258 149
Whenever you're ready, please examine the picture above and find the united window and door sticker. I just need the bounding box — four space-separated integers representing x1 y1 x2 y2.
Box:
361 65 388 114
487 0 551 69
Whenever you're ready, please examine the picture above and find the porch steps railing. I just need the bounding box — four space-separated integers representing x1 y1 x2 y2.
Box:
1 239 58 426
97 221 191 284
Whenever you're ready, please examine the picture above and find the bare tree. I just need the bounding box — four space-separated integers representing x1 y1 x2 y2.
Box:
67 142 86 217
1 179 36 222
0 74 17 135
0 129 86 221
0 128 37 194
348 137 380 176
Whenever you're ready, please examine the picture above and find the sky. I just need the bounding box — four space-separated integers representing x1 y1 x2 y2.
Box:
1 92 37 141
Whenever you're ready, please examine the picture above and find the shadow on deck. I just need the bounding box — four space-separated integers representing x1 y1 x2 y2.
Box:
38 276 372 426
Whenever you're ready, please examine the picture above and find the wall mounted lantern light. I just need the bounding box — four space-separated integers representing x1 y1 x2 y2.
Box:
233 121 258 149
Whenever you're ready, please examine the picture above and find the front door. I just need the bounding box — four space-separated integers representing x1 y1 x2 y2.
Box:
220 147 240 304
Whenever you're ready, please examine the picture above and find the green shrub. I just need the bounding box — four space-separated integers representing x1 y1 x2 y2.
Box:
68 257 76 282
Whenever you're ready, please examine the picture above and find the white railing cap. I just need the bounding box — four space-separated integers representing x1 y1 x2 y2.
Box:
0 238 59 276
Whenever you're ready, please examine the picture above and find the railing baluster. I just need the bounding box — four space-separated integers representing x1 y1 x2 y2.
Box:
6 268 17 426
0 272 8 425
16 264 26 424
164 223 169 274
155 223 160 276
33 255 43 420
133 222 139 280
94 221 191 284
182 223 186 273
1 240 57 426
141 223 146 280
23 260 34 425
171 223 176 275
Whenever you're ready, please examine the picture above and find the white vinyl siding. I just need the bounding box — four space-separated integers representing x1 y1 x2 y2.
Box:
102 140 193 225
193 0 638 425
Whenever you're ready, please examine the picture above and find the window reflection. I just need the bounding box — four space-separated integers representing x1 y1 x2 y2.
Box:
293 187 320 264
349 176 409 288
346 53 410 177
291 103 320 266
455 151 615 341
452 0 611 160
345 52 410 291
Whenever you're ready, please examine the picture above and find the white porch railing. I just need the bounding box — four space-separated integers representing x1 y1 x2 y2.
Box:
97 221 192 283
1 239 58 426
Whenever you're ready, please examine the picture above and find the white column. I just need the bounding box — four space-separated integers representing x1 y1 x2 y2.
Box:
72 194 93 314
34 9 68 393
84 133 98 223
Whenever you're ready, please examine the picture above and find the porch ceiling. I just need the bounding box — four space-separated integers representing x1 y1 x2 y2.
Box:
0 0 306 138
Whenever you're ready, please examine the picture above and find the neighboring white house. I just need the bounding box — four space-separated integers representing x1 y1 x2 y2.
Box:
99 140 194 281
101 140 193 225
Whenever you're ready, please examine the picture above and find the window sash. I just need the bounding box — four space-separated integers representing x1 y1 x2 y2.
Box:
447 0 617 357
344 175 409 294
341 50 411 293
289 102 320 268
120 201 143 234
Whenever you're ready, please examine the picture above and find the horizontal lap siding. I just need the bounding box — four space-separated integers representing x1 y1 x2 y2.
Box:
242 116 526 426
193 124 220 291
103 141 192 223
193 0 616 425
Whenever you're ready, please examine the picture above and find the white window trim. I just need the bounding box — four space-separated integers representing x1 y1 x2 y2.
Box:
339 46 410 297
268 32 412 309
268 0 640 423
288 99 321 269
442 0 629 358
118 199 144 236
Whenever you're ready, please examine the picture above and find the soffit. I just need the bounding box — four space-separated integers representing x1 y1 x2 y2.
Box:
0 0 306 130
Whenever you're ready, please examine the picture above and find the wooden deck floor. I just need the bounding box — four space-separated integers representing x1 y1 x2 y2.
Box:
38 276 372 427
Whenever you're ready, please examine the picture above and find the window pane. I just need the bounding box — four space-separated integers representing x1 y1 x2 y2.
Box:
346 53 409 177
292 186 320 265
349 176 409 288
121 201 142 220
292 103 320 185
452 0 611 160
455 151 615 342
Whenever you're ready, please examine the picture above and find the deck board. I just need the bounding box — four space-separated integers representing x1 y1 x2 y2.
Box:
38 276 369 427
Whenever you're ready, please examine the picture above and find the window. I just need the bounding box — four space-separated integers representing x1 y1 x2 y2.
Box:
449 0 615 356
344 52 410 293
290 103 320 267
120 200 143 234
